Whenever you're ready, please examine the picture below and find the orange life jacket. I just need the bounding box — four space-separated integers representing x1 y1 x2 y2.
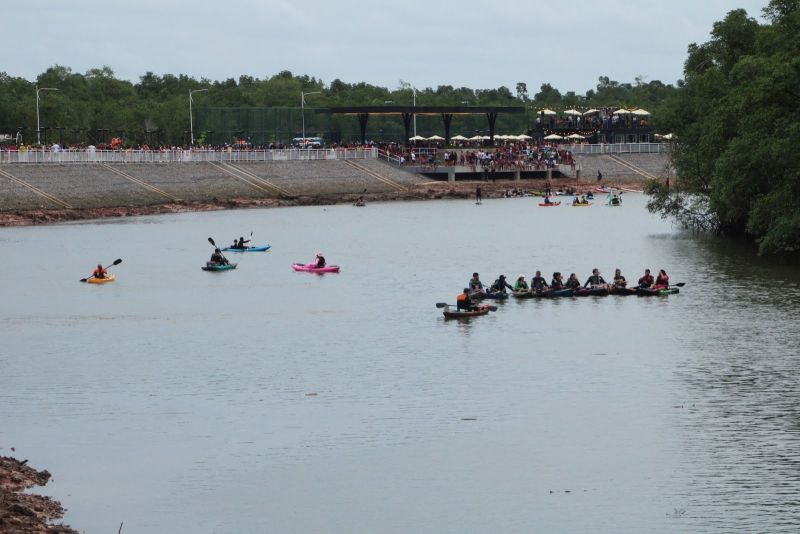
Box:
457 293 468 302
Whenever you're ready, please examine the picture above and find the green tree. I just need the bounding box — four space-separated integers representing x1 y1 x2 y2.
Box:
647 1 800 254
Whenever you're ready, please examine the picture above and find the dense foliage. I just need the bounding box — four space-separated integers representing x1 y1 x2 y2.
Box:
0 67 674 147
647 0 800 254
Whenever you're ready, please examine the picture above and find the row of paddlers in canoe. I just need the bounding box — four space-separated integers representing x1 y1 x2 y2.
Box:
441 269 680 318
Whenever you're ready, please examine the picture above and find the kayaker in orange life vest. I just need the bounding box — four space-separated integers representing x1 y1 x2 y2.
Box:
92 263 107 279
456 288 474 311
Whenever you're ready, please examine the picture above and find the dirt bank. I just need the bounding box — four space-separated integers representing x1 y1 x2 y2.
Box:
0 456 77 533
0 178 643 228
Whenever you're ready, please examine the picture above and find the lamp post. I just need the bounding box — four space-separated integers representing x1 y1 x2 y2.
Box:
301 90 321 143
36 86 59 145
189 88 208 145
412 86 417 138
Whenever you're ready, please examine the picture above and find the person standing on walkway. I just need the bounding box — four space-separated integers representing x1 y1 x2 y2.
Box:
476 185 482 204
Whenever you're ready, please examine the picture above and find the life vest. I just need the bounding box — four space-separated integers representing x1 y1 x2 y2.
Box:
457 293 469 302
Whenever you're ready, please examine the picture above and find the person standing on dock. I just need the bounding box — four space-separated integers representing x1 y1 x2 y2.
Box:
476 185 482 204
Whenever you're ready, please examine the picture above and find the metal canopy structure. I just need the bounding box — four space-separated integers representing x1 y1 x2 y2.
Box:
317 106 525 145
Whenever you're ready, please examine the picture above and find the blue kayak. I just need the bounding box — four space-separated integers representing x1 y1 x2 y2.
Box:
222 245 271 252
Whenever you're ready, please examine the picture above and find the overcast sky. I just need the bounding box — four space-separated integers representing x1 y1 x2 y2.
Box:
3 0 768 94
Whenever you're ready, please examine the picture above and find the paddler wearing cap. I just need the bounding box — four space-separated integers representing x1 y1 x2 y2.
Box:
490 274 513 294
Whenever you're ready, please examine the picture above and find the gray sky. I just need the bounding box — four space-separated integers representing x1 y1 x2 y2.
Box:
3 0 768 93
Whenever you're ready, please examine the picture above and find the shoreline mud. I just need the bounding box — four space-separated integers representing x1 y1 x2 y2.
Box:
0 179 644 228
0 455 77 533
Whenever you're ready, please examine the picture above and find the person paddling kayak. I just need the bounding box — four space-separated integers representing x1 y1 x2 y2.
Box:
531 270 549 292
232 236 250 249
92 263 107 279
584 268 607 288
653 269 670 289
209 248 229 265
565 273 581 289
457 288 474 311
468 272 485 295
638 268 655 288
550 272 565 289
514 275 529 291
490 275 513 294
314 252 326 268
612 268 627 288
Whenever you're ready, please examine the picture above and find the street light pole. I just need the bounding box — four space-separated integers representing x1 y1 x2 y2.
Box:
189 88 208 145
412 86 417 138
36 86 59 145
301 91 322 142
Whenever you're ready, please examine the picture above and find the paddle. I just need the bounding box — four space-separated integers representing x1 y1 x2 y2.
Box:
80 258 122 282
207 237 229 263
435 302 498 311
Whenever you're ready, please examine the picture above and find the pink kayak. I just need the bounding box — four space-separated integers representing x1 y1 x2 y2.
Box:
291 263 340 273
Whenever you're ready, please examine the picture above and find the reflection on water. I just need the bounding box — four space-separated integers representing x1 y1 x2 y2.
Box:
1 195 799 532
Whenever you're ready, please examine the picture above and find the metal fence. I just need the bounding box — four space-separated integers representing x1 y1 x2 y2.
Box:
0 147 378 165
564 143 668 155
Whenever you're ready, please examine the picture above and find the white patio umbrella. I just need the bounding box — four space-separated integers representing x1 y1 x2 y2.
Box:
539 109 556 115
613 108 632 115
544 134 564 140
481 135 491 140
427 135 445 141
662 133 675 140
451 134 469 141
495 134 508 140
408 135 427 141
631 108 651 116
468 135 484 141
566 133 585 140
583 108 600 115
563 109 582 116
517 134 532 139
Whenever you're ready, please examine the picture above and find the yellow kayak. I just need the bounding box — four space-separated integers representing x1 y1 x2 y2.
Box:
86 274 116 284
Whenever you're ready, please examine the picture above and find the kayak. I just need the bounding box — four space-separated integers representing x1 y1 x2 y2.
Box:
619 186 643 193
609 286 638 296
86 273 116 284
572 202 592 207
202 262 237 271
222 245 271 252
575 287 610 297
541 288 575 298
292 263 340 273
512 290 534 299
596 187 612 193
638 287 680 296
443 303 493 319
538 201 561 207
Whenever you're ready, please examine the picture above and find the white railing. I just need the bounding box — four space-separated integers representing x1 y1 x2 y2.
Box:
0 147 378 164
563 142 668 155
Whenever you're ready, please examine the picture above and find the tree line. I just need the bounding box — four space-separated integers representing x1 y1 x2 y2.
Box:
646 0 800 254
0 66 675 146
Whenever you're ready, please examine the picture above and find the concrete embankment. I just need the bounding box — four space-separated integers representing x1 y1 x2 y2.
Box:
0 154 668 226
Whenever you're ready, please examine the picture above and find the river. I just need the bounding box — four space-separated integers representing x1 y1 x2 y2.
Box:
2 194 799 533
